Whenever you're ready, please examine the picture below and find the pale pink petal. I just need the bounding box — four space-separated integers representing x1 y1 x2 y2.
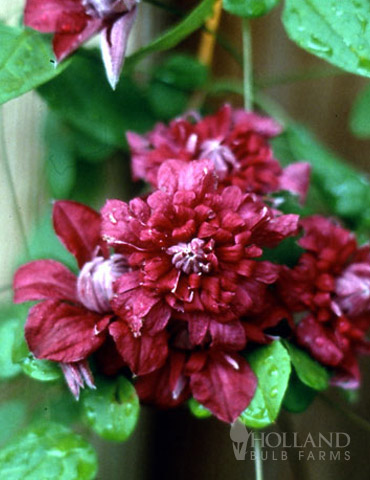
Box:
100 7 138 89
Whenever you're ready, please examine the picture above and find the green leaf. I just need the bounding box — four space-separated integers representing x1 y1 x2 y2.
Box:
0 422 97 480
148 83 187 121
284 124 370 226
153 55 209 91
81 376 139 442
0 400 28 448
283 341 330 391
21 355 61 382
350 82 370 138
188 398 212 419
148 54 208 120
282 0 370 77
240 340 291 429
125 0 217 68
261 236 304 268
223 0 280 18
283 371 317 413
0 24 69 105
38 49 155 149
44 113 76 199
0 316 23 380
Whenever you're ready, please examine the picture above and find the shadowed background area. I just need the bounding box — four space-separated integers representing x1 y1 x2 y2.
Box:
1 1 370 478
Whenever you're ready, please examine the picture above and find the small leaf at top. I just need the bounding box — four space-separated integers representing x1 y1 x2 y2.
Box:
223 0 280 18
283 0 370 78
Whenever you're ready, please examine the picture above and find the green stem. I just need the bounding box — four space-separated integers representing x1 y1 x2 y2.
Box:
254 430 263 480
242 18 253 110
319 394 370 434
254 91 293 128
0 107 31 259
256 66 347 88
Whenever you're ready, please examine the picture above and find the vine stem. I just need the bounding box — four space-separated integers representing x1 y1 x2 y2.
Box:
253 430 263 480
189 0 223 110
197 0 223 66
0 107 31 259
242 17 253 110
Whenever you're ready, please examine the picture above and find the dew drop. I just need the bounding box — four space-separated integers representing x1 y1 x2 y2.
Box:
270 388 278 398
268 366 278 377
306 36 333 56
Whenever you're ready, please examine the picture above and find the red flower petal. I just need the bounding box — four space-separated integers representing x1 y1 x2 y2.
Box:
53 200 102 267
209 320 246 351
53 18 102 61
109 321 168 375
14 259 77 303
25 300 109 362
190 351 257 423
157 159 217 198
296 315 343 366
101 199 147 251
111 278 160 334
135 352 189 407
24 0 87 33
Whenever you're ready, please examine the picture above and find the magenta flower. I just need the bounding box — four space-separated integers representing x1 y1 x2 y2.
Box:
24 0 139 88
133 295 290 423
102 159 299 339
13 200 128 397
278 216 370 388
127 105 310 202
136 347 257 424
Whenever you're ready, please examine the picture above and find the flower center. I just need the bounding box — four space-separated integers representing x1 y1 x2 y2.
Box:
77 254 127 313
199 139 238 180
167 238 213 275
335 262 370 316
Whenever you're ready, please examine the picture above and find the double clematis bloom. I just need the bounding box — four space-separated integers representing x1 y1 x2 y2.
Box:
13 200 128 398
279 216 370 388
24 0 139 88
15 104 336 423
101 158 299 421
127 104 310 202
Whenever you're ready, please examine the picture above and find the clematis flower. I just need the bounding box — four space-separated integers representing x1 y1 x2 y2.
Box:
102 159 299 345
127 104 310 202
134 297 290 423
24 0 139 88
13 200 128 398
136 347 257 424
278 216 370 388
